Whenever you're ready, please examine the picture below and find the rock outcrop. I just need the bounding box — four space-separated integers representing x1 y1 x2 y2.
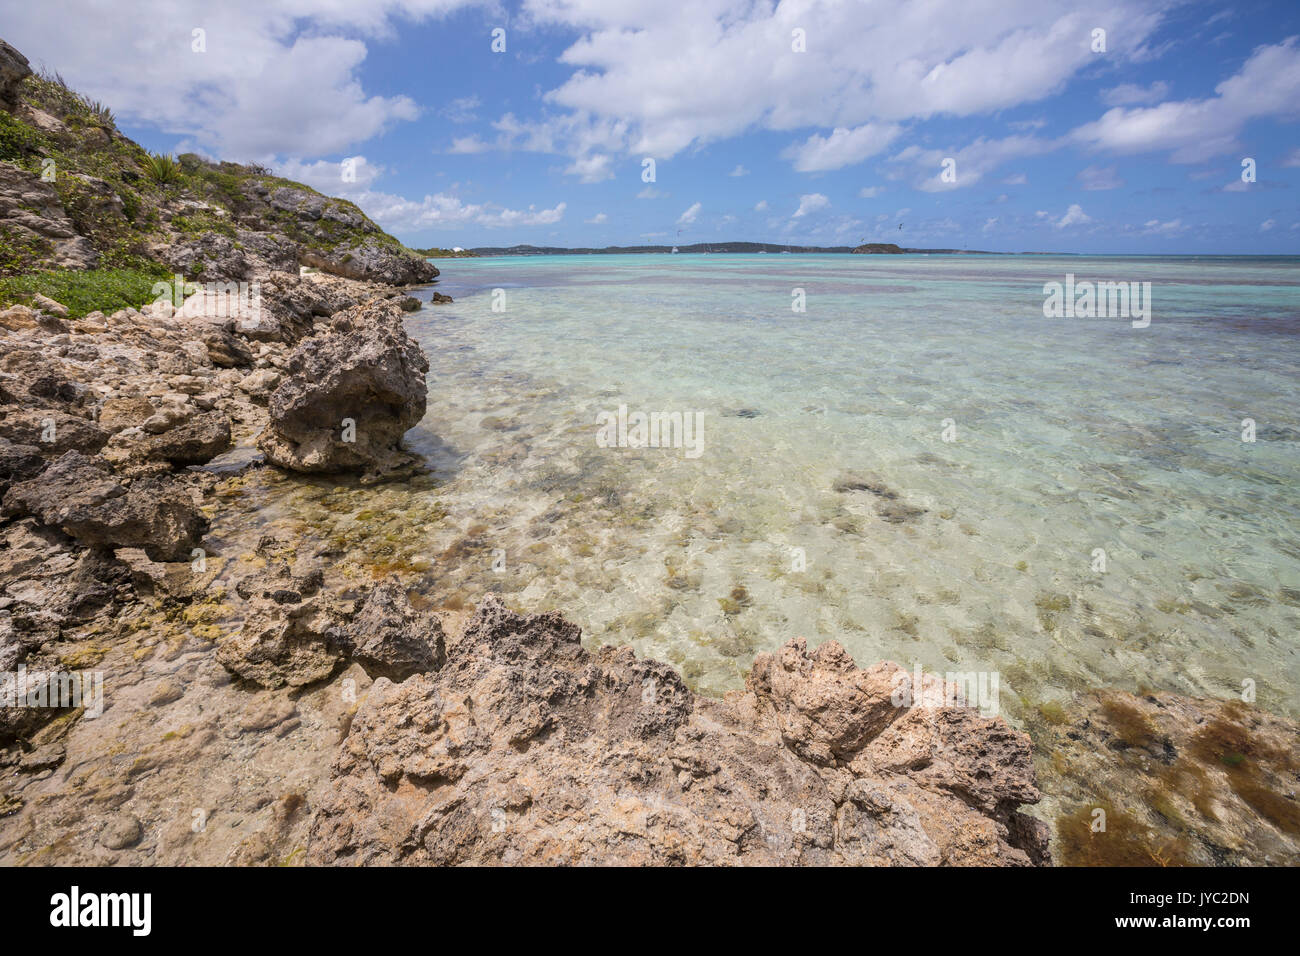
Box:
0 38 30 111
1 451 206 561
258 299 428 479
307 597 1048 866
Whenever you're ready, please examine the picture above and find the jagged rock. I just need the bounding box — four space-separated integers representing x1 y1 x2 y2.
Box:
203 327 255 368
0 38 31 111
0 164 99 270
0 436 43 494
307 597 1047 866
97 396 157 433
258 300 428 478
345 581 445 681
136 411 232 465
1 451 207 561
30 294 68 318
430 292 453 304
0 407 108 457
300 239 438 285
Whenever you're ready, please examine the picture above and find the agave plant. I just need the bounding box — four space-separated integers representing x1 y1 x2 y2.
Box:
83 97 115 128
141 152 181 185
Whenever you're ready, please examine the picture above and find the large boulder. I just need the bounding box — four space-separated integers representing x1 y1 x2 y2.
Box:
257 299 428 478
1 451 207 561
307 597 1048 866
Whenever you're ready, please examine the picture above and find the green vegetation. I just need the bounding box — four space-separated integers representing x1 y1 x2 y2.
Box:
141 152 181 185
0 264 172 319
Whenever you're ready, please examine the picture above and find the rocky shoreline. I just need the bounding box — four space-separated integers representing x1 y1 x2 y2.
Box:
1 37 1296 866
0 261 1053 864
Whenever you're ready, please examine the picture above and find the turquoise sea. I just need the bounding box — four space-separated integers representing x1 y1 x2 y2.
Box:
226 254 1300 721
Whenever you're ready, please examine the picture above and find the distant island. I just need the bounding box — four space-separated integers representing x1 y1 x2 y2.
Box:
414 247 479 258
461 242 993 257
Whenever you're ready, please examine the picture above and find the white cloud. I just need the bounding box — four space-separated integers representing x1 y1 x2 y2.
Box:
890 135 1056 191
448 135 492 154
782 123 902 172
1101 81 1170 106
792 193 830 218
1077 164 1124 190
1003 173 1028 185
728 165 749 176
754 200 769 211
1054 203 1091 229
0 0 486 159
451 0 1169 176
637 186 667 199
566 153 616 183
858 186 885 198
274 155 566 232
677 202 701 225
1261 218 1276 232
585 212 608 224
1282 148 1300 167
1142 218 1185 235
1071 38 1300 162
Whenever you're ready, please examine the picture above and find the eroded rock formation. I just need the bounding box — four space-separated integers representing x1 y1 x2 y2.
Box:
257 299 429 480
307 596 1049 865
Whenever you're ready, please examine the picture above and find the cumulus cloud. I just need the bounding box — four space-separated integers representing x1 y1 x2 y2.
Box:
792 193 830 217
677 202 701 225
0 0 486 159
890 135 1056 190
585 212 608 224
1071 38 1300 162
1054 204 1092 229
754 200 769 211
566 153 616 183
1142 218 1185 235
782 123 902 172
524 0 1162 163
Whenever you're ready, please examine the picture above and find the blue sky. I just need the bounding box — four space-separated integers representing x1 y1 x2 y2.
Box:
5 0 1299 252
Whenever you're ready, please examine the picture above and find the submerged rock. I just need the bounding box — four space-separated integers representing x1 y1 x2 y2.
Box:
258 299 429 479
307 597 1047 866
1043 689 1300 866
1 451 207 561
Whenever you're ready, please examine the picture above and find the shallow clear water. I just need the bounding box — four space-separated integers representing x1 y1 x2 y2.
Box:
224 254 1300 721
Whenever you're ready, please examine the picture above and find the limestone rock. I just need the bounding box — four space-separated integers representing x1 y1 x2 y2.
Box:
257 300 428 478
307 597 1047 866
345 581 445 681
1 451 207 561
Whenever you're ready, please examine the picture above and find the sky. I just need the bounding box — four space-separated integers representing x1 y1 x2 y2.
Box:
3 0 1299 253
